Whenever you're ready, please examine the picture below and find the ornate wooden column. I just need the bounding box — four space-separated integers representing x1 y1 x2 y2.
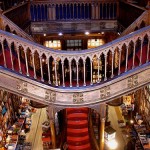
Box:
118 48 122 75
132 42 136 69
53 5 56 20
104 53 107 81
24 50 29 76
47 57 51 84
90 59 93 85
61 61 65 87
54 60 58 86
111 51 114 78
76 60 79 87
47 106 56 149
83 60 86 86
69 60 72 87
17 46 22 74
32 52 37 79
48 5 51 20
91 4 95 19
99 103 106 150
139 38 143 66
125 45 129 72
97 57 100 83
8 43 14 71
40 55 44 82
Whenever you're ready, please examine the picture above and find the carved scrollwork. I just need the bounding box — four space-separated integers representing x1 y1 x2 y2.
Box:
17 81 28 93
100 86 110 99
128 75 138 88
45 91 56 102
73 93 84 104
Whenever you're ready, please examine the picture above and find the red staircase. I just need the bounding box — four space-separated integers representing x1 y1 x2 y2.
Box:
66 107 91 150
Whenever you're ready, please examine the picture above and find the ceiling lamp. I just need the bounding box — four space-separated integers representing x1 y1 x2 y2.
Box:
85 31 89 35
58 32 63 36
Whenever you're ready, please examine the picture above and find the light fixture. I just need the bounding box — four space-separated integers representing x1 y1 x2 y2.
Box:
85 31 89 35
101 32 104 35
42 58 45 62
130 119 134 124
117 32 120 35
107 139 118 149
44 33 46 36
58 32 63 36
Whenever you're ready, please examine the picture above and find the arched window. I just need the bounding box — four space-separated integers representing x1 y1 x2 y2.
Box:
34 5 37 21
63 4 66 19
56 4 59 19
78 4 81 19
67 4 70 19
74 4 77 19
30 5 34 21
41 5 45 21
37 5 41 21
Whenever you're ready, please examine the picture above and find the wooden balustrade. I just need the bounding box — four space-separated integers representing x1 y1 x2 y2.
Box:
0 26 149 88
30 1 119 21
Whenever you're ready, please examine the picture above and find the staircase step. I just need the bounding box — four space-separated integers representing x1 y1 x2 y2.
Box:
67 113 88 119
67 128 88 133
67 135 89 142
67 131 89 137
67 123 88 129
67 108 88 114
67 139 89 146
68 143 91 150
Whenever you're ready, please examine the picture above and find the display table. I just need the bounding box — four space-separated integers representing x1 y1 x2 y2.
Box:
134 124 150 150
118 120 126 127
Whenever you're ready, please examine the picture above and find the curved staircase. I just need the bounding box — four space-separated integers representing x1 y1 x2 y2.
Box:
66 108 91 150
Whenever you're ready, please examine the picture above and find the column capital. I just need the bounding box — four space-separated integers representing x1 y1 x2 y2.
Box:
100 117 106 122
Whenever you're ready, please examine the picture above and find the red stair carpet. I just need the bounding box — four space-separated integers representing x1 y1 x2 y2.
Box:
66 107 91 150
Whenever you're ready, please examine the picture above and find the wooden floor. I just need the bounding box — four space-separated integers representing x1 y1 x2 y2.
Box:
26 108 48 150
107 106 127 150
25 106 127 150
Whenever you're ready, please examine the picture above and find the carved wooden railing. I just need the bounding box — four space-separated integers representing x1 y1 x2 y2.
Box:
0 26 150 88
0 2 34 42
120 10 150 37
0 26 149 106
0 14 34 42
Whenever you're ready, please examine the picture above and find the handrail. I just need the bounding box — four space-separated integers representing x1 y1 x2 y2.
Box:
120 10 150 37
0 25 149 88
0 25 149 55
1 14 34 42
2 2 28 15
0 62 149 107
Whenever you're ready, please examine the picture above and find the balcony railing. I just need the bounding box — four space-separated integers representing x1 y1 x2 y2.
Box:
30 0 119 21
120 10 150 37
0 25 149 88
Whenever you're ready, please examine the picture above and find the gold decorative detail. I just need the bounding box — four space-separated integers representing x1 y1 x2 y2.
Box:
17 81 28 93
73 93 84 104
45 91 56 102
100 86 110 99
128 75 138 88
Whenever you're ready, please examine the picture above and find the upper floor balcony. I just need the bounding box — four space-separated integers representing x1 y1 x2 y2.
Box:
30 0 119 34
